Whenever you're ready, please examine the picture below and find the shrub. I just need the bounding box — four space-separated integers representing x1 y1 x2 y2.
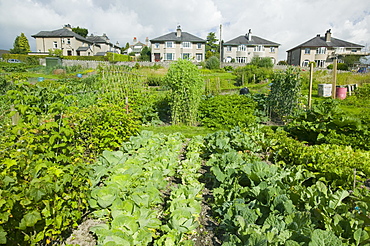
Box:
198 94 257 129
205 56 220 70
234 65 273 85
327 63 349 71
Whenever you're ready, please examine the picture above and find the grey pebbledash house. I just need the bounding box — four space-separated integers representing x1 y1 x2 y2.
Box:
223 29 280 64
286 29 366 67
150 25 206 62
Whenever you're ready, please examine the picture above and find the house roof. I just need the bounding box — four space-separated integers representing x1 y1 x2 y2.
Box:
224 35 280 46
32 27 92 44
86 35 108 44
287 34 364 52
150 30 206 43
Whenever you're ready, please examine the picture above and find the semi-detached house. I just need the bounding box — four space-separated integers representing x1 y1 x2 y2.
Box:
223 29 280 64
150 26 206 62
32 24 120 56
287 29 366 67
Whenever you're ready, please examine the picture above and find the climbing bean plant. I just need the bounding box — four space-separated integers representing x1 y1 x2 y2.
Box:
267 67 302 120
164 59 204 126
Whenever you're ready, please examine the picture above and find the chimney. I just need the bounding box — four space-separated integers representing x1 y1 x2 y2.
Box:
176 25 182 38
325 29 332 42
247 29 252 41
133 37 137 44
64 24 72 31
316 34 320 37
145 37 149 46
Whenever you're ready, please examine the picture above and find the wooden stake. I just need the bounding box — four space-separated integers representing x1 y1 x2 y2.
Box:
308 62 314 109
332 58 337 99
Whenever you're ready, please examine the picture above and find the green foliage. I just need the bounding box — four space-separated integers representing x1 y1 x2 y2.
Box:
1 54 42 65
48 49 63 57
164 59 204 126
202 127 370 245
198 94 258 129
250 56 274 68
267 67 302 119
277 60 288 65
327 63 349 71
285 99 370 150
205 56 220 70
72 26 88 37
206 32 219 59
89 131 203 245
10 33 31 54
233 65 273 85
139 46 151 61
63 55 107 61
269 129 370 188
106 52 131 62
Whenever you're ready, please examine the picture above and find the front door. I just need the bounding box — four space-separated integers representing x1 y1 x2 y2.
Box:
154 53 160 62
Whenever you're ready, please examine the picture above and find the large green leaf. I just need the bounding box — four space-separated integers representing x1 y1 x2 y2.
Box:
308 229 343 246
18 211 42 230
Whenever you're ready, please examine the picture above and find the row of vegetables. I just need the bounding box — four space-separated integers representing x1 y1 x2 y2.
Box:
86 126 369 245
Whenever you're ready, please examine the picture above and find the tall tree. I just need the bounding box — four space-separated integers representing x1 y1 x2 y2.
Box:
206 32 219 59
139 46 151 61
10 33 31 54
72 26 88 37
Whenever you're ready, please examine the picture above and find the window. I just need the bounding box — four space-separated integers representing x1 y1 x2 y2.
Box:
154 43 160 49
182 42 191 48
67 38 71 45
302 60 310 67
270 47 275 53
254 45 263 52
315 60 325 67
166 41 173 48
182 53 190 59
351 49 358 52
197 43 202 49
238 45 247 51
317 47 326 54
165 53 174 60
236 57 247 63
196 53 203 61
336 47 344 53
226 46 232 52
53 41 58 48
304 48 310 54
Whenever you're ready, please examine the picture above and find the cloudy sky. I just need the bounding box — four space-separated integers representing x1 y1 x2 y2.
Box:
1 0 369 61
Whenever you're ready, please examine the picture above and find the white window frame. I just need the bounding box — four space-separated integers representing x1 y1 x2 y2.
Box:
196 53 203 61
182 42 191 48
270 47 275 53
53 41 58 48
317 47 326 54
165 53 174 60
236 57 247 63
315 60 325 67
166 41 173 48
154 43 160 49
67 38 71 45
302 60 310 67
182 53 191 60
254 45 263 52
226 46 232 52
197 43 202 49
305 48 310 54
238 45 247 51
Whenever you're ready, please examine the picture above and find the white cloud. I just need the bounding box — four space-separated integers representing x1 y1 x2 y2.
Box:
0 0 369 60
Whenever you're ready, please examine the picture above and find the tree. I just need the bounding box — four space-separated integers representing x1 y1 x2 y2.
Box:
139 46 151 61
164 59 204 126
206 32 219 59
205 56 220 70
121 42 130 53
10 33 31 54
72 26 88 37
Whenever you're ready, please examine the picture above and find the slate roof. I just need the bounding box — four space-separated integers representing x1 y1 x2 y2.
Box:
287 35 364 51
150 31 206 43
86 35 108 43
224 35 280 46
76 47 89 51
32 28 92 44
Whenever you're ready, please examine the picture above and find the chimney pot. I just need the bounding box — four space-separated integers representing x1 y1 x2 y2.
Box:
176 25 181 38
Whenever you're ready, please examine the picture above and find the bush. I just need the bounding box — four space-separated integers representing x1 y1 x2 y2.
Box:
198 94 257 129
233 65 273 85
205 56 220 70
327 63 349 71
